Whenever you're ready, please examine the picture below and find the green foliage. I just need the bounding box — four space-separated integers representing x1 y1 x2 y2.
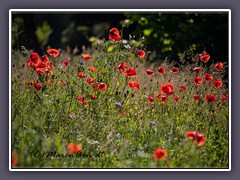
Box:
35 21 53 48
124 12 228 61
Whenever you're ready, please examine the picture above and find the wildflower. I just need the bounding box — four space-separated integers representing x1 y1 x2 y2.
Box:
120 109 125 115
89 66 98 72
117 61 127 73
62 60 68 67
157 94 168 103
35 68 44 75
77 96 87 106
203 74 213 82
93 83 100 89
153 148 167 161
58 81 66 86
77 72 85 78
213 79 223 88
220 94 228 101
99 83 107 92
33 82 42 91
205 94 216 103
174 96 179 102
90 94 97 100
87 77 94 84
109 27 121 42
185 131 206 146
214 62 223 71
12 152 18 166
179 86 187 92
42 54 49 63
67 143 82 154
194 76 202 85
158 66 166 74
199 51 210 63
47 48 60 58
146 69 154 76
82 54 91 61
192 67 204 73
125 68 137 77
45 68 51 76
148 96 155 103
128 81 140 89
170 67 179 73
27 52 40 68
138 49 145 59
80 62 85 65
160 83 174 96
193 94 200 102
115 102 122 107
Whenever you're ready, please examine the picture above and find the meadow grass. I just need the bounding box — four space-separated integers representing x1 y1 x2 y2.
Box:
11 30 229 169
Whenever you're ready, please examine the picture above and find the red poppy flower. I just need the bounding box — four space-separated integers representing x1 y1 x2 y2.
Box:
194 76 202 85
58 81 66 86
205 94 216 103
62 60 68 67
160 83 174 96
93 83 100 89
89 66 98 72
45 68 51 76
30 52 40 62
38 62 47 69
120 109 125 115
33 82 42 91
46 61 54 70
157 94 168 103
170 67 179 73
128 81 140 89
67 143 82 154
117 61 127 73
158 66 166 74
179 86 187 92
214 62 223 71
192 67 204 73
99 83 107 92
146 69 154 76
174 96 179 102
90 94 97 100
109 27 121 42
47 48 60 58
12 153 18 166
220 94 228 101
199 51 210 63
27 52 40 68
213 79 223 88
87 77 94 84
77 72 85 78
138 49 145 59
77 96 87 106
185 131 206 146
153 148 167 161
42 54 49 63
82 54 91 61
125 68 137 77
203 74 213 82
193 94 200 102
148 96 155 103
77 96 84 101
35 68 44 74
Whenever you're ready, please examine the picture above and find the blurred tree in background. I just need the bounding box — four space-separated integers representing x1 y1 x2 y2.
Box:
11 12 228 62
124 12 228 62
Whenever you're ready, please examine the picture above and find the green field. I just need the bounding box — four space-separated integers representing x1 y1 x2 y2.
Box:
11 27 229 169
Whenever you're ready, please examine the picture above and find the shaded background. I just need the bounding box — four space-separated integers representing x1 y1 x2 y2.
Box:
12 12 228 62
